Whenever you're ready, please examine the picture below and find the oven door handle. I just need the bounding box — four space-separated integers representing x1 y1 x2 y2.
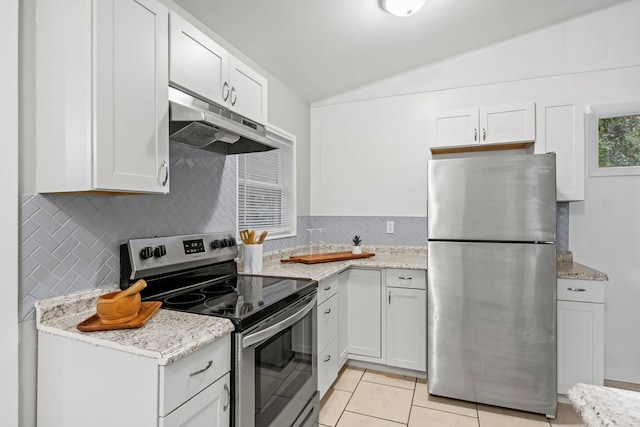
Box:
242 295 316 348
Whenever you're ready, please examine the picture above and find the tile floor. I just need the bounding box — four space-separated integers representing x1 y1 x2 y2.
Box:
319 366 585 427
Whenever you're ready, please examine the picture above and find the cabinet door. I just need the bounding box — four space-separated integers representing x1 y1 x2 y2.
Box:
318 339 338 399
160 373 230 427
557 301 604 394
338 271 349 368
433 108 479 148
386 288 426 371
95 0 169 193
348 269 382 358
536 99 585 201
169 12 230 107
479 103 535 145
229 56 268 124
318 295 338 351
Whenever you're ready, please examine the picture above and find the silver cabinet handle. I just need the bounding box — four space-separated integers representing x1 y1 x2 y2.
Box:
398 276 412 280
223 383 230 411
324 309 331 314
324 355 331 362
482 128 486 141
474 128 478 141
567 287 587 292
324 286 331 291
388 292 391 304
189 360 212 376
161 160 169 186
222 82 230 101
230 87 237 106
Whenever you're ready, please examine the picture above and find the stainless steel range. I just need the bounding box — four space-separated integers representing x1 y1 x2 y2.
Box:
120 232 319 427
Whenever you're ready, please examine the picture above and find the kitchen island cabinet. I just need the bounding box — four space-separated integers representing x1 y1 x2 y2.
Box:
36 0 170 194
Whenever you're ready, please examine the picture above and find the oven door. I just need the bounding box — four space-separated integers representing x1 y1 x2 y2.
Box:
235 292 318 427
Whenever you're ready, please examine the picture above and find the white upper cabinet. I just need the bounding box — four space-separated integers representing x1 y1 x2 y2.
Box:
433 102 535 149
36 0 170 194
536 99 585 201
169 12 268 124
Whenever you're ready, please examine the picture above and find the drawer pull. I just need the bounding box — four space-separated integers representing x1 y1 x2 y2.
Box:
324 309 331 314
567 287 587 292
324 286 331 291
223 383 230 411
398 276 412 280
189 360 213 376
324 355 331 363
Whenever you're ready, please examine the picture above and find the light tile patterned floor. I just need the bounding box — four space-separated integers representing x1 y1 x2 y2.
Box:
320 366 585 427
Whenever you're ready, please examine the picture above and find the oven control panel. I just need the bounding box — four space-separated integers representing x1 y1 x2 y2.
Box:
120 232 239 284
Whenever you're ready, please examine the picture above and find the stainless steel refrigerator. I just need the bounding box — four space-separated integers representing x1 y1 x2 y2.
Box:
427 153 557 417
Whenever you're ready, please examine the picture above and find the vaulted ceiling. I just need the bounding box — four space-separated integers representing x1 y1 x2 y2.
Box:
175 0 630 102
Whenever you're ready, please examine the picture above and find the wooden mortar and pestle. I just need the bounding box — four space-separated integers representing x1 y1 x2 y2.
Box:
96 279 147 324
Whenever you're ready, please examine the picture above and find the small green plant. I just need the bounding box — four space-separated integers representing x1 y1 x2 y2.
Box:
352 235 362 246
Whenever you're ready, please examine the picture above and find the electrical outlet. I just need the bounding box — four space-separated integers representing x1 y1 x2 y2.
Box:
386 221 394 234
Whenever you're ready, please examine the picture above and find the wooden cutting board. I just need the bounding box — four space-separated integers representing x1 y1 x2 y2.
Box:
281 251 375 264
76 301 162 332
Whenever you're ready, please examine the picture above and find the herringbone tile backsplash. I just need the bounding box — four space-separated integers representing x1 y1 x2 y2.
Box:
18 142 570 320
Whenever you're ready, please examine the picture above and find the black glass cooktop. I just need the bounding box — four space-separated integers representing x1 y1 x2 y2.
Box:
145 275 317 331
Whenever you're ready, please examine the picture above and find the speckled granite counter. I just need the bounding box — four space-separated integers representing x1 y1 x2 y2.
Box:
35 284 234 365
568 383 640 426
239 244 428 281
240 245 608 282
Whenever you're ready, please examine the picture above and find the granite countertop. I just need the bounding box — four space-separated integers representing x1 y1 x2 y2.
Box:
35 284 234 365
242 245 608 282
568 383 640 426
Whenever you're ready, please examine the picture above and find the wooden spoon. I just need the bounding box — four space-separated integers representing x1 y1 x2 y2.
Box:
257 230 268 244
248 230 256 244
113 279 147 300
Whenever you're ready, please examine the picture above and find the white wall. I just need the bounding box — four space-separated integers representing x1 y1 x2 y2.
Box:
311 0 640 382
1 0 20 424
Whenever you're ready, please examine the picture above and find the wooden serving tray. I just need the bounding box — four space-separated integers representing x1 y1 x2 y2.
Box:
77 301 162 332
281 251 375 264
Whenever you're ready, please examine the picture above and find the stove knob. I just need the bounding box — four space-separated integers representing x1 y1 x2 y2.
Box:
220 239 229 248
228 237 237 246
154 245 166 257
211 240 221 249
140 246 154 260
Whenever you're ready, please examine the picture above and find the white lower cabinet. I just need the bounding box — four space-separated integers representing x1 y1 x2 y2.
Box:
317 275 339 399
386 269 426 371
557 279 604 394
338 270 350 367
348 269 383 360
160 373 230 427
37 332 231 427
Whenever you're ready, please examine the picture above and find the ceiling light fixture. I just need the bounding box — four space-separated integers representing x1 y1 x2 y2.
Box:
381 0 426 17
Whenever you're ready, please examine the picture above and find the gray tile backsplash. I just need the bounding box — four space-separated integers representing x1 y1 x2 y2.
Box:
19 144 235 320
18 142 571 321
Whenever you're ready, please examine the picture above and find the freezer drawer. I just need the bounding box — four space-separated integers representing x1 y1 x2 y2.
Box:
427 241 557 416
427 153 556 242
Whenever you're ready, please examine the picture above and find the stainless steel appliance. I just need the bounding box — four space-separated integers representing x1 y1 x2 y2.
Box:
427 153 557 417
169 87 278 155
120 233 318 427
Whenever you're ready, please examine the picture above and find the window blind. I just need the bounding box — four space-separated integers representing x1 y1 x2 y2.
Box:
237 125 296 239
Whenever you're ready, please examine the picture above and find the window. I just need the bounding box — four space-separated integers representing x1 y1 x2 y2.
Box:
590 102 640 177
237 125 296 240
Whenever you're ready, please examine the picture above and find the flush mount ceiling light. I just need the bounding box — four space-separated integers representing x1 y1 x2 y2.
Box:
381 0 426 17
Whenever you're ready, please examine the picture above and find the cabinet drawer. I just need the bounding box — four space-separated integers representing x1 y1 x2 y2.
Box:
159 335 231 417
318 294 338 350
318 339 338 399
387 269 426 289
317 274 339 305
557 279 604 304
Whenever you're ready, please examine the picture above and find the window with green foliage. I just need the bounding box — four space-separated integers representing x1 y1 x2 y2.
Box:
598 114 640 168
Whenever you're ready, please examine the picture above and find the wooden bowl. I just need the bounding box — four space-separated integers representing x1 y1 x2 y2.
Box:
96 291 141 325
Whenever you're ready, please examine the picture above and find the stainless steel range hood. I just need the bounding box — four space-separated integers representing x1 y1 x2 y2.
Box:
168 87 277 155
